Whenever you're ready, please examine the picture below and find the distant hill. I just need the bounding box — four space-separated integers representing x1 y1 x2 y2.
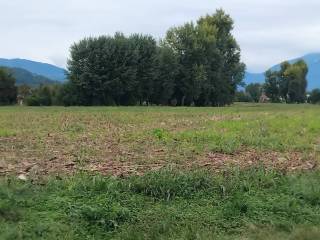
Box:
244 53 320 91
0 58 67 81
2 67 58 87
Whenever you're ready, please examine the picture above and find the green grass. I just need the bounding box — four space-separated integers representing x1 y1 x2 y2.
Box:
1 168 320 239
1 104 320 174
0 129 16 137
1 104 320 239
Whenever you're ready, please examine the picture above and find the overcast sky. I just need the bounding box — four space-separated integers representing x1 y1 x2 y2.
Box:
1 0 319 72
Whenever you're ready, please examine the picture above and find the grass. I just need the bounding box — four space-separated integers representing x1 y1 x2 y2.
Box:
1 168 320 239
1 104 320 175
1 103 320 239
0 129 16 137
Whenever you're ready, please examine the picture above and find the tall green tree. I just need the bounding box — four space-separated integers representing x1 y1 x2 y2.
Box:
278 61 290 102
264 70 280 102
164 22 198 105
163 9 245 106
264 60 308 103
68 33 139 105
0 68 17 105
152 45 178 105
285 60 308 103
130 34 158 105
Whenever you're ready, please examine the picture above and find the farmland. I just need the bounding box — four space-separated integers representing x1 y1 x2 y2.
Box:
1 104 320 239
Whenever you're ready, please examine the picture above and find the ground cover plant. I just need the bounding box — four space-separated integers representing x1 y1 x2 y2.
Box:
0 103 320 239
1 168 320 240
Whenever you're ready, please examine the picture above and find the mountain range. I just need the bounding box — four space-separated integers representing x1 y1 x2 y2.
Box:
0 58 66 82
245 53 320 91
4 67 58 87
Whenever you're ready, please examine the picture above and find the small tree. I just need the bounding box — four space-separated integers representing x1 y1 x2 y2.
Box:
0 68 17 105
26 85 52 106
245 83 262 102
309 89 320 104
264 70 280 102
234 91 251 102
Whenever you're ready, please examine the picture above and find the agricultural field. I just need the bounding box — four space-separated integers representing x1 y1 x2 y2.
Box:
1 104 320 239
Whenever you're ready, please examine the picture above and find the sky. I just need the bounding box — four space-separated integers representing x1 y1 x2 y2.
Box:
1 0 320 73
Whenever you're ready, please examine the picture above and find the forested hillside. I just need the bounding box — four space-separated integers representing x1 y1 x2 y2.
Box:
6 67 57 86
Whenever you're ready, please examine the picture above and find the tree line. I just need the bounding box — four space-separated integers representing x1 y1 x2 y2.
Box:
64 9 245 106
236 60 320 104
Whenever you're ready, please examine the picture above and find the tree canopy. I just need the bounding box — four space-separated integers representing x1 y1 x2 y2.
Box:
66 10 245 106
264 60 308 103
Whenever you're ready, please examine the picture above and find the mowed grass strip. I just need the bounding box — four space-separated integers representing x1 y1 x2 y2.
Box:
1 168 320 240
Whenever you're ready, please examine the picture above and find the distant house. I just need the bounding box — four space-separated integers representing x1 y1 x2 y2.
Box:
259 93 270 103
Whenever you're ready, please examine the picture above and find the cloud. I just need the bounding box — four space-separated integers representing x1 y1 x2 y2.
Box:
0 0 319 71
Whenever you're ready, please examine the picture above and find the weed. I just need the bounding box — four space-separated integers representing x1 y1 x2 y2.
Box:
1 168 320 239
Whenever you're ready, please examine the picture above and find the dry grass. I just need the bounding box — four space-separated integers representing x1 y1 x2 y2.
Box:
1 104 320 177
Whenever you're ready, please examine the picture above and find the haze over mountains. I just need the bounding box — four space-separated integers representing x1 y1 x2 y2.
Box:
0 58 66 82
245 53 320 91
0 54 319 90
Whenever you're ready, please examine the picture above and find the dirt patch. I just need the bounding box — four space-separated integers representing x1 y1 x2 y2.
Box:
195 150 318 172
209 114 242 122
1 146 318 177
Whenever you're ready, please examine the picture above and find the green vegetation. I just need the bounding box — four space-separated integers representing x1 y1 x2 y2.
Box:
1 104 320 160
0 68 17 105
24 84 63 106
1 168 320 240
245 83 263 102
265 61 308 103
235 83 263 103
48 9 245 107
7 67 57 87
309 89 320 104
1 104 320 239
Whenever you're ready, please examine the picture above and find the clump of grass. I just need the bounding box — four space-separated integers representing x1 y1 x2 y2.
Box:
0 129 16 137
62 123 85 134
152 128 170 141
128 169 216 200
1 168 320 239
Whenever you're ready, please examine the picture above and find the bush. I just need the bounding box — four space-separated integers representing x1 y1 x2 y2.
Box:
25 84 70 106
235 91 252 102
309 89 320 104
